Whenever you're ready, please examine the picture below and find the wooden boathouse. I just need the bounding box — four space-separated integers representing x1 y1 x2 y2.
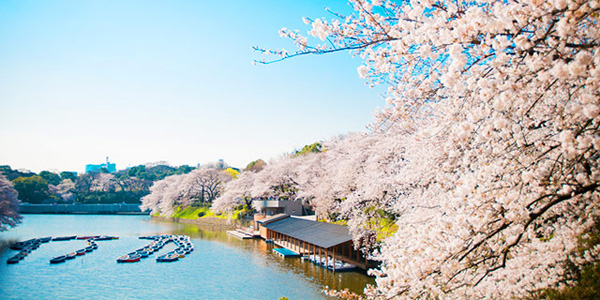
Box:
257 214 373 271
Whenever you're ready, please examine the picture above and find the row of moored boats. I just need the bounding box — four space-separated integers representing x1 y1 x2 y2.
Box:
7 234 193 265
306 254 357 272
7 235 118 264
117 235 193 263
50 239 100 264
6 237 51 264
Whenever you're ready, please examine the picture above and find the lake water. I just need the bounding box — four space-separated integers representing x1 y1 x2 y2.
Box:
0 215 374 300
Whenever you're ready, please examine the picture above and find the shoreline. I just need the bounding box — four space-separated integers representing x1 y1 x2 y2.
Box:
150 215 248 229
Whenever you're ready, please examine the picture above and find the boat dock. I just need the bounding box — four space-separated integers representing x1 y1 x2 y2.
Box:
226 230 253 239
273 247 300 258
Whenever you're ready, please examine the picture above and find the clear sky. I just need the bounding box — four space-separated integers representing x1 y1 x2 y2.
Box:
0 0 381 174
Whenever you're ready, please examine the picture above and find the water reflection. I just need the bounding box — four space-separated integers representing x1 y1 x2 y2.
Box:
151 218 375 295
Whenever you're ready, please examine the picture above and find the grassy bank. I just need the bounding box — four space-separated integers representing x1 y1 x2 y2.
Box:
169 204 251 221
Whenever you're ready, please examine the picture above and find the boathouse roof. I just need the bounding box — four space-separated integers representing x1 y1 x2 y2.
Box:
257 213 289 225
262 216 352 249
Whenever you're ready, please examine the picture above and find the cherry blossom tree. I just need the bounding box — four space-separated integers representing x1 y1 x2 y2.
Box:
55 179 76 203
248 0 600 298
140 168 234 216
0 174 21 231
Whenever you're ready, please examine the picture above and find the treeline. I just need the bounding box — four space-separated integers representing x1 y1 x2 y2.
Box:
0 164 195 205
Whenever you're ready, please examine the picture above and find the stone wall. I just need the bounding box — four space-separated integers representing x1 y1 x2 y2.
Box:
20 203 147 215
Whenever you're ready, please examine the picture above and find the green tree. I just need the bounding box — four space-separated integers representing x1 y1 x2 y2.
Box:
175 165 194 174
292 142 322 157
39 170 61 185
60 171 77 182
12 175 50 204
245 159 266 172
0 165 35 181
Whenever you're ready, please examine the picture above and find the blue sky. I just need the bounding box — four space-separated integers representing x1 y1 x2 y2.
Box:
0 0 381 173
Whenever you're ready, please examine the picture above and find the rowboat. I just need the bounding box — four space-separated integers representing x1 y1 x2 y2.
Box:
9 238 37 250
52 235 77 241
85 246 94 252
65 252 77 260
50 256 66 264
95 235 119 241
76 235 99 240
156 253 179 262
76 249 86 256
6 256 20 264
39 237 52 243
117 253 141 263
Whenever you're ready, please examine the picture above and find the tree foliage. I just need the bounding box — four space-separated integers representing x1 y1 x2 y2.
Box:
120 164 194 181
245 159 267 173
292 142 323 157
39 170 61 186
11 175 50 204
242 0 600 298
0 174 21 231
0 165 35 181
59 171 77 182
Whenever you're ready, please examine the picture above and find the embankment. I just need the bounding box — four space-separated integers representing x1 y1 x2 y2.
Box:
20 203 147 215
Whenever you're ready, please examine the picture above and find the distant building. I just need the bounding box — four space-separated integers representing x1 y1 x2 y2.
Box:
86 157 116 173
252 198 304 217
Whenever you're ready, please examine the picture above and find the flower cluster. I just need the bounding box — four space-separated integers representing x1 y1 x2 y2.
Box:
238 0 600 298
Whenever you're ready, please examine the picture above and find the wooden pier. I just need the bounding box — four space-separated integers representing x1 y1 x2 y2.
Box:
226 230 254 239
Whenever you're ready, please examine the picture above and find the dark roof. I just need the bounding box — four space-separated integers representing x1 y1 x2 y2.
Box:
263 217 352 249
257 214 289 225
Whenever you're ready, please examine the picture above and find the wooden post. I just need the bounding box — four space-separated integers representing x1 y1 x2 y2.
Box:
325 248 329 270
319 246 322 265
333 246 336 272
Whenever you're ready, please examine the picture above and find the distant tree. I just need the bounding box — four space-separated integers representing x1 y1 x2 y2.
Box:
224 168 240 179
0 165 35 181
0 165 12 177
0 174 21 231
11 175 49 204
245 159 267 173
175 165 194 175
39 170 61 185
74 173 94 196
121 164 193 182
55 179 76 203
59 171 77 182
127 165 147 178
292 142 322 157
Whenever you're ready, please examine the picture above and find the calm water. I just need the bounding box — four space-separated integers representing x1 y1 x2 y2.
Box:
0 215 373 300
